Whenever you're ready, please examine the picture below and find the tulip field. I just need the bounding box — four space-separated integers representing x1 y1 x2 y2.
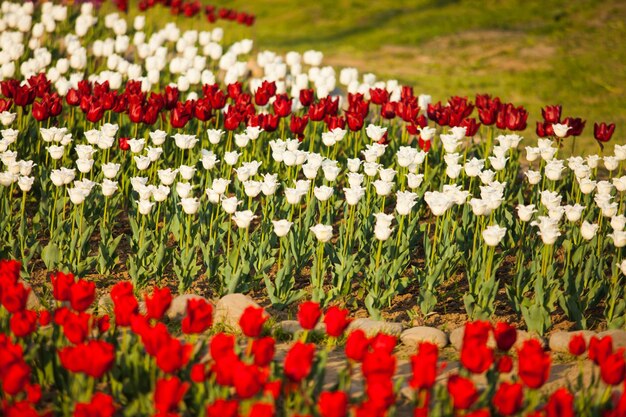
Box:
1 0 626 415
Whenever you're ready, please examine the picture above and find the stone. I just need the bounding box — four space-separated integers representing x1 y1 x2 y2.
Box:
513 330 547 350
548 330 596 353
214 293 261 330
400 326 448 348
98 295 114 313
277 320 325 335
347 318 402 337
598 329 626 349
167 294 209 320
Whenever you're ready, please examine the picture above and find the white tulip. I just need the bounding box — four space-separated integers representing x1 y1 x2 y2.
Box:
469 199 490 216
146 146 163 162
158 168 178 186
424 191 454 216
48 145 64 160
101 179 118 197
581 221 599 240
314 185 334 201
243 180 262 198
224 151 241 166
374 224 393 241
482 225 507 246
134 155 151 170
68 187 88 205
373 180 393 196
17 176 34 192
310 224 333 242
605 156 619 171
137 199 155 215
608 230 626 247
347 158 361 172
365 124 387 141
516 204 536 222
552 123 571 138
564 204 584 222
396 191 417 215
127 138 145 153
179 165 196 180
176 182 193 199
152 185 170 202
272 219 293 237
611 215 626 231
207 129 224 145
233 210 256 228
525 170 541 185
149 130 167 146
180 197 200 214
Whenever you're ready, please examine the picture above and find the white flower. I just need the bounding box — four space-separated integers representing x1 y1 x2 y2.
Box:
314 185 334 201
48 145 65 160
424 191 454 216
363 162 380 177
581 221 599 240
322 165 341 182
347 158 361 173
446 164 463 179
620 260 626 276
0 111 16 126
420 126 436 141
407 173 424 189
552 123 571 138
127 138 145 153
488 155 508 171
261 174 279 196
284 188 306 205
158 168 178 186
272 219 293 237
50 168 75 186
540 190 562 210
440 134 460 153
374 224 393 241
396 191 417 215
232 210 256 228
200 149 219 170
469 199 490 216
344 186 365 205
372 180 393 196
18 160 36 176
310 224 333 242
243 180 262 198
68 187 88 205
224 151 241 166
545 160 566 181
173 134 198 150
180 197 201 215
179 165 196 180
76 158 95 173
137 199 155 215
612 176 626 192
153 185 170 202
525 147 540 162
578 177 596 195
234 133 250 148
564 204 584 222
608 230 626 247
378 168 396 182
615 144 626 161
101 179 118 197
611 215 626 231
464 158 485 177
134 155 151 170
397 146 418 168
149 130 167 145
365 124 387 141
146 146 163 162
17 176 34 192
221 196 241 214
587 155 601 169
482 225 506 246
532 217 561 245
373 212 394 228
525 170 541 185
2 129 19 143
75 144 96 160
450 126 467 141
605 156 619 171
517 204 536 222
102 163 120 179
176 182 193 199
206 189 220 204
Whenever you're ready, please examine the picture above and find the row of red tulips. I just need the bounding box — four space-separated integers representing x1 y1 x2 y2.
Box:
1 258 625 416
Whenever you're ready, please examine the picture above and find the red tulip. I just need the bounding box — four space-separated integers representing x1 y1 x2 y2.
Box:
518 339 551 389
113 294 138 327
459 117 481 137
299 88 315 107
594 122 616 143
563 117 585 137
38 310 51 327
51 271 74 302
380 101 396 119
409 342 438 390
69 279 96 312
31 101 49 121
74 393 115 417
589 335 613 366
233 361 264 398
2 361 30 395
248 403 274 417
155 337 192 373
323 306 351 337
144 286 172 321
118 137 130 151
497 355 513 373
273 94 292 117
58 340 115 378
568 334 587 356
541 105 562 124
369 333 397 355
1 281 30 313
210 332 236 361
284 341 315 382
252 336 275 367
290 115 309 140
227 82 243 100
493 322 517 351
181 298 213 334
346 111 365 132
308 102 326 121
362 349 396 382
601 351 626 386
298 301 322 330
460 339 493 374
154 376 189 414
319 391 348 417
447 374 478 410
544 388 574 417
346 330 369 362
463 321 492 347
239 306 267 338
10 310 38 338
492 382 523 415
206 399 239 417
370 88 389 105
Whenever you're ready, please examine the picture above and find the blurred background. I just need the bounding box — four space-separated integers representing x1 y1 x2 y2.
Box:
105 0 626 154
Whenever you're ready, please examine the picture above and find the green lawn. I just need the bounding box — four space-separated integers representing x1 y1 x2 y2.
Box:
106 0 625 154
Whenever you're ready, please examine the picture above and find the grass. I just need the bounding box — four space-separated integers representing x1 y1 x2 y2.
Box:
102 0 625 154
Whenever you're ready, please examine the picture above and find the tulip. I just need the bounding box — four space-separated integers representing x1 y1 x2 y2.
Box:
272 219 293 237
310 224 333 242
232 210 256 228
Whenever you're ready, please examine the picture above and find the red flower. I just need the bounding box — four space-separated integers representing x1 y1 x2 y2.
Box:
568 334 586 356
1 281 30 313
369 333 397 355
447 375 478 410
190 363 207 383
496 355 513 373
252 337 276 367
239 306 267 338
541 105 562 124
544 388 574 417
409 342 438 390
248 403 274 417
346 112 364 132
10 310 38 338
59 310 91 344
290 115 309 140
228 82 243 100
32 101 49 121
51 271 74 301
74 392 116 417
69 279 96 312
113 294 139 327
38 310 51 326
118 137 130 151
110 281 134 302
273 94 292 117
323 306 351 337
58 340 115 378
589 335 613 366
284 341 315 382
144 286 172 321
308 101 326 121
233 361 264 399
563 116 585 137
181 298 213 334
319 391 348 417
210 332 236 361
370 88 389 105
25 383 41 404
299 89 315 107
155 337 192 374
594 122 616 143
492 382 523 416
460 339 493 374
493 322 517 351
463 321 492 347
518 339 551 389
363 349 396 382
380 101 396 120
297 301 322 330
345 330 369 362
2 361 30 395
601 351 626 386
154 376 189 414
206 399 239 417
459 118 481 137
